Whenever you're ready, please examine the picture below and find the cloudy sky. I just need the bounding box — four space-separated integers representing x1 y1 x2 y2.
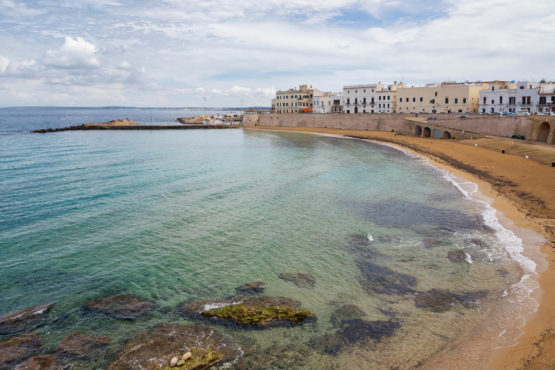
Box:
0 0 553 107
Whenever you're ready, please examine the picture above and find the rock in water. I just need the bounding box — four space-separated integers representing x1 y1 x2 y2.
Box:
330 305 365 327
235 281 266 294
179 296 314 328
356 260 417 295
338 319 401 344
170 356 178 367
108 324 242 370
82 294 154 319
278 273 315 288
414 289 457 312
0 302 54 335
13 354 56 370
0 332 43 366
447 249 467 263
57 332 110 358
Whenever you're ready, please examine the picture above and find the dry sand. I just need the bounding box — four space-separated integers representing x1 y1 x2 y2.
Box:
246 126 555 369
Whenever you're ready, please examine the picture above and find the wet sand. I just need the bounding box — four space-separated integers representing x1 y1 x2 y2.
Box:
245 126 555 369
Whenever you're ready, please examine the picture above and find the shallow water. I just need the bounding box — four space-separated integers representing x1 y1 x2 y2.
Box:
0 110 531 368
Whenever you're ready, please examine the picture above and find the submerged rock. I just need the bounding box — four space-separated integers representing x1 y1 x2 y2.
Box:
356 260 417 295
57 332 110 358
234 344 312 370
349 234 371 246
330 305 365 327
308 334 343 356
14 354 56 370
0 302 54 335
278 273 315 288
447 249 467 263
179 296 314 328
83 294 154 319
108 323 241 370
338 319 401 344
0 332 43 366
235 281 266 294
423 238 447 249
414 289 487 312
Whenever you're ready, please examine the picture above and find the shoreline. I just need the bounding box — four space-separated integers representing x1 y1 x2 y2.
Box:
245 126 554 369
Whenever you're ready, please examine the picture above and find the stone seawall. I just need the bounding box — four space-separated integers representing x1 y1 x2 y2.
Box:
243 113 555 144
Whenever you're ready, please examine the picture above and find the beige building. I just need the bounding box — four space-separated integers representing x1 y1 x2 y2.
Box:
273 84 314 113
396 83 487 114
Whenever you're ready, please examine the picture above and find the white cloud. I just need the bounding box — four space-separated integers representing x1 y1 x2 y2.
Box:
0 56 8 73
0 0 43 18
46 36 100 68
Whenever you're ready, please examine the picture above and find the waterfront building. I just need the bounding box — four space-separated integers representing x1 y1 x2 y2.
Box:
313 91 335 113
479 81 555 114
396 82 486 114
273 84 314 113
343 82 404 114
331 93 343 113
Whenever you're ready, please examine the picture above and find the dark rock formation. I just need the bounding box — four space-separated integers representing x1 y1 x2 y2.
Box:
337 319 401 344
13 354 56 370
82 294 154 319
349 234 371 246
179 296 314 328
357 260 417 295
57 333 110 359
414 289 488 312
108 324 242 369
0 302 54 335
423 238 446 249
235 281 266 294
308 334 343 356
0 332 42 366
447 249 467 263
330 305 365 327
278 273 315 288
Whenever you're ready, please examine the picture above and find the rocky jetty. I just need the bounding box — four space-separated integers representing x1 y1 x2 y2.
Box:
278 273 316 288
0 332 43 366
179 296 315 328
57 332 110 359
82 294 154 319
108 324 242 369
235 281 266 294
0 302 54 335
32 123 240 133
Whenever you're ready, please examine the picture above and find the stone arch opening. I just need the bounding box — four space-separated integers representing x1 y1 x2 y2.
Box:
537 121 550 142
423 127 431 137
443 131 452 139
415 125 422 136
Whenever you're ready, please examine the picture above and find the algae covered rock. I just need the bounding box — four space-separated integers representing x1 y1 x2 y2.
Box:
447 249 467 263
235 281 266 294
108 323 242 370
0 332 43 366
330 304 365 327
0 302 54 335
357 260 417 295
414 289 487 312
14 354 57 370
179 296 314 328
57 332 110 359
278 273 316 288
338 319 401 344
83 294 154 319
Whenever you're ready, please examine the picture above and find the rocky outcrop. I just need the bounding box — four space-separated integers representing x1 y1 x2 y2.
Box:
337 319 401 344
235 281 266 294
108 324 242 370
14 354 56 370
179 296 314 328
57 333 110 359
0 332 43 366
83 294 154 319
0 303 54 335
415 289 488 312
278 273 316 288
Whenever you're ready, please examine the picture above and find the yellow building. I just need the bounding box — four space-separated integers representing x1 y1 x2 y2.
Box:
273 84 314 113
396 83 487 114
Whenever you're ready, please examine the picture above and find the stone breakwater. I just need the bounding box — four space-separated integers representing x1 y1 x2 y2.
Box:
32 124 241 133
243 113 555 143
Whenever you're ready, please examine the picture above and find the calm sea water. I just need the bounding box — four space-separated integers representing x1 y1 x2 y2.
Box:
0 108 530 368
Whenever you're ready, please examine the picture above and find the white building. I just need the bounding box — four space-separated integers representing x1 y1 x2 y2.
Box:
343 82 404 114
312 91 335 113
331 93 343 113
479 81 555 114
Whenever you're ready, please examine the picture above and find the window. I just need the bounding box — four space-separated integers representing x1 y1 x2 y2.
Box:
400 98 402 102
420 97 423 102
430 99 435 104
491 86 495 91
499 96 503 104
435 92 438 97
455 98 458 104
413 97 416 102
406 98 409 102
445 97 449 104
483 97 486 104
388 96 390 100
463 98 467 104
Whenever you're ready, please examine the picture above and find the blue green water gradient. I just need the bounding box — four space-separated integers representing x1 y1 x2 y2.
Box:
0 111 532 368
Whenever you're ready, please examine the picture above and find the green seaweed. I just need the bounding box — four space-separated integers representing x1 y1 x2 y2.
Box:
163 347 223 369
201 304 313 326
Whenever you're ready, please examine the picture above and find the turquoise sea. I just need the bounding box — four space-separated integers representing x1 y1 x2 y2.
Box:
0 108 536 368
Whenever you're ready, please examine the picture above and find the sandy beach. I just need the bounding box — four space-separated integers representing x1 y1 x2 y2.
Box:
246 126 555 369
